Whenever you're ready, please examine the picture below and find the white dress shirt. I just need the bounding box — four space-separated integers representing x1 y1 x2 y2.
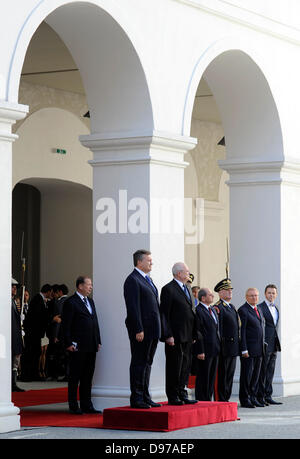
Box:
265 300 279 325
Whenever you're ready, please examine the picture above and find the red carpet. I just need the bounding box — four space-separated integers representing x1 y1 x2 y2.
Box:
12 387 101 429
103 401 238 432
13 388 238 431
20 410 102 428
12 387 70 407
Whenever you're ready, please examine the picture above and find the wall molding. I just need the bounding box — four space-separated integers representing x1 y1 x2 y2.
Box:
172 0 300 46
81 130 197 168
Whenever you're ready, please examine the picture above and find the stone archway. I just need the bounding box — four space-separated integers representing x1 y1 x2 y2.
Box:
1 0 155 432
184 44 285 395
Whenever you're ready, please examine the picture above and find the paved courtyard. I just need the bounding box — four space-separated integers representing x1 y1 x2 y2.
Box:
1 390 300 441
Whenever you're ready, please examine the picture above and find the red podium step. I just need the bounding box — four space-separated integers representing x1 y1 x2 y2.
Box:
103 401 238 432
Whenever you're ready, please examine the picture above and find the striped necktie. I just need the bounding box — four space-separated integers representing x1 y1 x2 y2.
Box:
83 297 92 314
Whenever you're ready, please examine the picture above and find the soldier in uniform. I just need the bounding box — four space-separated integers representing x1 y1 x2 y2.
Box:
213 278 240 401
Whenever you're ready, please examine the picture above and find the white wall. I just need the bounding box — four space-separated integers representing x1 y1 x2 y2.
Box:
13 105 93 294
13 106 92 188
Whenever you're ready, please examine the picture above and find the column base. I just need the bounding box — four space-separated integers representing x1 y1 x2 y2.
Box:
0 403 20 433
91 385 167 410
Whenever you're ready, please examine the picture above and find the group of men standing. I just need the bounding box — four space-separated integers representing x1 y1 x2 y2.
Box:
11 248 281 413
123 249 282 409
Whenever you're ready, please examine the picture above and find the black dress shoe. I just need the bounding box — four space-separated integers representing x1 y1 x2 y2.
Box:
265 398 282 405
240 402 255 408
250 398 265 407
69 407 83 415
130 402 151 409
180 398 198 404
257 398 269 406
168 399 184 406
146 400 162 408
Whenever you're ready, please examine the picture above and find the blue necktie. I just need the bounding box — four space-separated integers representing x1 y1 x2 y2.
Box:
145 276 157 294
145 275 152 285
183 284 190 299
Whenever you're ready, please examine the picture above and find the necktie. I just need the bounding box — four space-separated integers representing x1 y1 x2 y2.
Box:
183 284 190 299
254 306 260 318
145 275 152 285
145 275 154 288
145 276 157 294
83 297 92 314
209 306 217 323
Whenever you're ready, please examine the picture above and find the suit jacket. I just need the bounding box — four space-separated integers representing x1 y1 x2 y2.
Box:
62 293 101 352
53 295 68 340
124 269 161 341
160 279 197 343
238 302 265 357
11 298 23 355
23 293 49 339
258 301 281 352
194 303 220 357
214 299 240 357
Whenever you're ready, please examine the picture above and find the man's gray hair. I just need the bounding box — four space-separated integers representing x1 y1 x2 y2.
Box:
172 262 186 276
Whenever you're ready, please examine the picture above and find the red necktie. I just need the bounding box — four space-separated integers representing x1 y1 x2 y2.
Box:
254 306 260 318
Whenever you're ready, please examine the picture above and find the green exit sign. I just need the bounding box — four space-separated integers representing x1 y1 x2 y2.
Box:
55 148 67 154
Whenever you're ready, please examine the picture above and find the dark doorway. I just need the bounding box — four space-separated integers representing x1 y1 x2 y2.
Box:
12 183 41 297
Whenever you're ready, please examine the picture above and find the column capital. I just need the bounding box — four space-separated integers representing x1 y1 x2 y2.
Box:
80 130 197 168
218 157 283 187
0 101 28 142
219 157 300 187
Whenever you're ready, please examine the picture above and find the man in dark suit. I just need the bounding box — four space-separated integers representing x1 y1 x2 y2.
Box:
124 250 161 409
62 276 101 414
194 287 220 401
48 284 69 380
238 287 265 408
21 284 52 381
160 262 198 405
214 278 240 401
257 284 282 405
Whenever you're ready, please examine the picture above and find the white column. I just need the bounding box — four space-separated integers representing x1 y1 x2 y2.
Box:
0 102 28 433
80 131 197 409
219 157 300 397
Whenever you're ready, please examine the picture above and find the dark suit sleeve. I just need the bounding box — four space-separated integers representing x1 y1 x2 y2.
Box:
193 308 205 355
124 275 144 335
238 307 248 353
90 298 102 346
61 298 74 348
159 285 174 340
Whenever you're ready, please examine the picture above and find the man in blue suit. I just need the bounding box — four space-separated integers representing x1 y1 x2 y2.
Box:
124 250 161 409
